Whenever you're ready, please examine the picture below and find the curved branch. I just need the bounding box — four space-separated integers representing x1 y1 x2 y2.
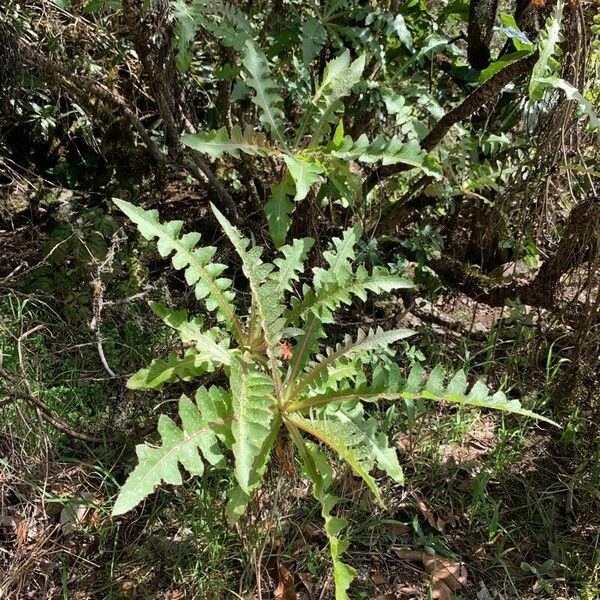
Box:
364 53 538 195
428 199 600 322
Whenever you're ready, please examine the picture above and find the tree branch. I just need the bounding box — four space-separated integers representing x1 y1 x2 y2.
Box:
428 198 600 322
364 53 538 195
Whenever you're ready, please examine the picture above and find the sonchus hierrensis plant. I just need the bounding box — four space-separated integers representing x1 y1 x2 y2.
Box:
112 199 556 599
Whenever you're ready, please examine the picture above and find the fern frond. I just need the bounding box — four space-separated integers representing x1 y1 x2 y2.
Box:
229 351 275 494
242 41 287 144
114 200 244 343
181 125 275 159
112 391 229 515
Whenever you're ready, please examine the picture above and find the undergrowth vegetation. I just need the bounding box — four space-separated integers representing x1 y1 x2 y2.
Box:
1 0 599 598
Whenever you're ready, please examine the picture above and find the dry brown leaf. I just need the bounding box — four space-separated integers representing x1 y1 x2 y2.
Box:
394 548 424 562
60 502 91 536
398 586 419 595
423 554 468 598
395 549 468 599
411 493 440 531
120 581 135 594
274 563 297 600
429 579 453 600
370 571 387 585
384 521 411 536
15 516 29 550
297 571 315 599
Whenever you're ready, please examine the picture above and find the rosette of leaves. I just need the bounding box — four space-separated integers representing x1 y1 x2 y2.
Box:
182 43 440 249
112 199 556 599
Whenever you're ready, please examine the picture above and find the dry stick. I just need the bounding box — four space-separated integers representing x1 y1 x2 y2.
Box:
0 360 101 443
90 231 124 379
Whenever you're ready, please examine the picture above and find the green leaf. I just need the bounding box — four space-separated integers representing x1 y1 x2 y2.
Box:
272 237 314 295
479 50 533 84
302 443 357 600
283 155 324 201
181 125 275 159
212 204 285 344
265 176 295 248
171 0 202 72
529 0 564 101
291 367 558 426
112 393 227 515
225 414 282 522
288 265 414 325
114 200 244 343
389 14 413 52
497 13 534 51
301 16 328 66
148 302 231 365
425 365 444 396
285 315 325 388
195 386 235 450
287 327 414 404
195 0 254 52
229 351 275 494
290 415 382 502
127 350 214 390
534 77 599 129
333 407 404 484
300 51 366 147
333 120 344 146
330 134 438 175
242 41 286 144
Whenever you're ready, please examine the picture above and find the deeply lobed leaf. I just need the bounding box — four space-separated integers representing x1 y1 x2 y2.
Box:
112 390 230 515
229 351 275 493
242 41 287 144
114 200 244 342
182 125 274 159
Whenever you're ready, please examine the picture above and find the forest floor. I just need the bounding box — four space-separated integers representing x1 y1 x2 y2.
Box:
1 206 598 600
